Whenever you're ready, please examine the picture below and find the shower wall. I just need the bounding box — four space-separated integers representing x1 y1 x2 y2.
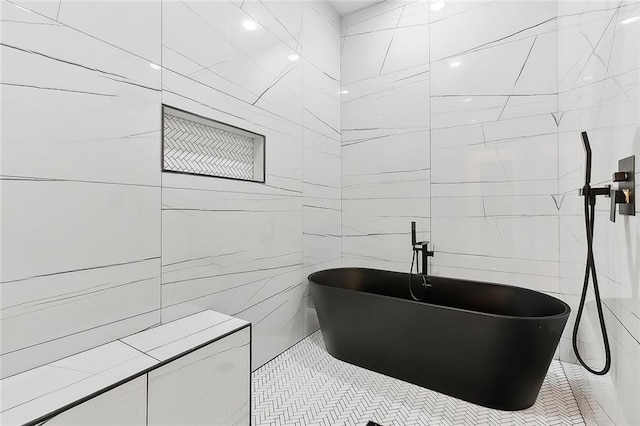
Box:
340 0 559 289
340 1 431 271
557 0 640 424
341 0 639 424
0 0 340 377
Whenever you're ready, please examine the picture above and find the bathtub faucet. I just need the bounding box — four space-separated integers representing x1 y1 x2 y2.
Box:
411 222 434 276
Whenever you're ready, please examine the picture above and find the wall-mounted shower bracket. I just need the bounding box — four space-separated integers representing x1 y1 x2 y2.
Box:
610 155 635 222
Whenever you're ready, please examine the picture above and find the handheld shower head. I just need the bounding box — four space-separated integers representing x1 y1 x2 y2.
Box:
411 221 416 246
581 131 592 186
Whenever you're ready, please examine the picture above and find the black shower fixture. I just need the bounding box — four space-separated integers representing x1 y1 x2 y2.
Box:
573 131 636 375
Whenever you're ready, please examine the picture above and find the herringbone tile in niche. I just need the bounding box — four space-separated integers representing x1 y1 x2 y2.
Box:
252 331 585 426
163 112 256 180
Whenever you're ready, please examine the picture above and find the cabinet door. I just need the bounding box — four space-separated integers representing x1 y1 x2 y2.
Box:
37 375 147 425
147 327 250 426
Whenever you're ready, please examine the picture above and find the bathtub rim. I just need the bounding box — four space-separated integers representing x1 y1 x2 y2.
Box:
308 267 570 321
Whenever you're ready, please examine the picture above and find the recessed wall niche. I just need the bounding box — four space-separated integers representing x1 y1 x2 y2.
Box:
162 105 265 183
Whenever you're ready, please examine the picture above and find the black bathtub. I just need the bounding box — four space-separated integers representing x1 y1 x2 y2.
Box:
309 268 570 411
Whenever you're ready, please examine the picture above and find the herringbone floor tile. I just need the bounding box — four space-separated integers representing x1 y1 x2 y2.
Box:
252 331 585 426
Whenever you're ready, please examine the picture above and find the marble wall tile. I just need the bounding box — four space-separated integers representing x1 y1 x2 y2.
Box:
557 1 640 424
0 0 162 378
341 1 430 272
429 0 560 297
303 0 341 298
159 0 340 370
1 1 161 186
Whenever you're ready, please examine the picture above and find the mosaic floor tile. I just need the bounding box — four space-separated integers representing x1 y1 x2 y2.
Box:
252 331 586 426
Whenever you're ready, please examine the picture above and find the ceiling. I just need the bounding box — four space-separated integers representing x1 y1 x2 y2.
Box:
327 0 382 16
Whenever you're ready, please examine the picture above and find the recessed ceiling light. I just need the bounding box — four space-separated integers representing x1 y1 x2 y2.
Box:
463 98 472 103
621 16 639 25
288 53 300 61
470 119 476 123
340 90 349 94
449 61 461 68
431 1 445 11
243 20 258 31
150 63 161 70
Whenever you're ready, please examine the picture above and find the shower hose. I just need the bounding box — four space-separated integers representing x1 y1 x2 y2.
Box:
408 250 428 302
572 191 611 375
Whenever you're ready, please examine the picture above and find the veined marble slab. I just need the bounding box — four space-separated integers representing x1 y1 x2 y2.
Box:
121 310 249 362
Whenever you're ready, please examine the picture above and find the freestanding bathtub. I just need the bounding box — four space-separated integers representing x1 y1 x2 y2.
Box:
309 268 570 411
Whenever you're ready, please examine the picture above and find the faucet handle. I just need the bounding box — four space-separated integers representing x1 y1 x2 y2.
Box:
610 188 628 222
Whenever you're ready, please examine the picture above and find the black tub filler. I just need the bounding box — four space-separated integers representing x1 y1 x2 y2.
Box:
309 268 570 411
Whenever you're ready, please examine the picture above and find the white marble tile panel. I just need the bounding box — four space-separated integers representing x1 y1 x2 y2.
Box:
7 0 59 19
303 201 341 237
1 3 161 185
0 342 155 426
303 132 341 192
302 68 340 139
343 7 402 36
430 121 486 148
342 170 430 200
481 112 557 142
147 327 250 426
342 130 430 176
431 253 560 294
240 0 303 52
512 32 558 94
162 0 300 112
39 375 147 426
122 310 249 362
499 94 558 121
303 1 340 79
431 215 559 263
398 1 429 26
431 134 558 184
429 0 556 62
340 30 395 85
56 0 161 63
342 65 429 130
430 37 550 96
430 96 506 130
431 180 559 199
381 25 429 75
1 2 159 90
303 232 341 270
0 180 160 283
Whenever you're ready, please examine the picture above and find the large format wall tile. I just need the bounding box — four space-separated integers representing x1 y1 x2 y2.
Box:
341 0 430 273
557 1 640 424
0 0 162 378
303 0 341 289
159 0 338 370
429 0 560 297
